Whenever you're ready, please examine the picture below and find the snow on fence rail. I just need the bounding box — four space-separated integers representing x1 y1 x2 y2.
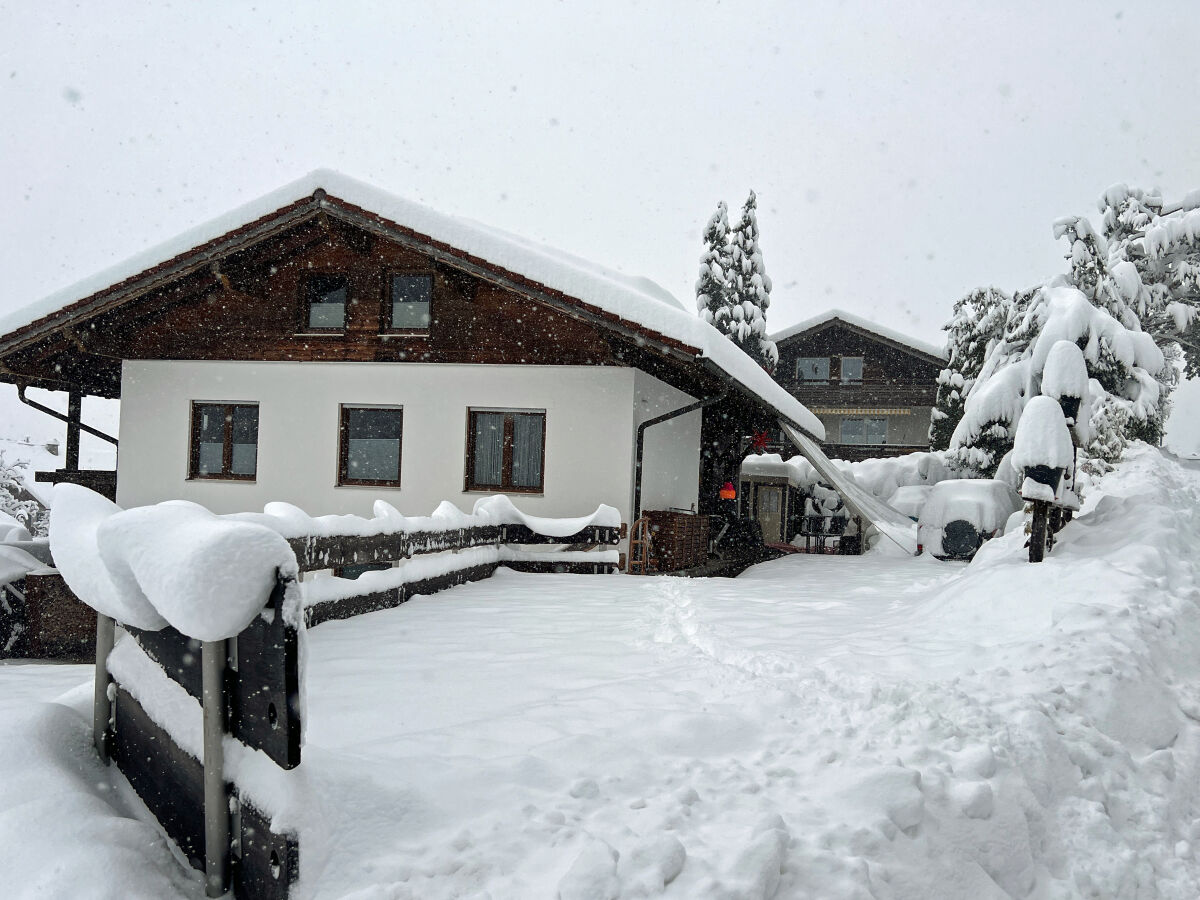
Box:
45 486 620 899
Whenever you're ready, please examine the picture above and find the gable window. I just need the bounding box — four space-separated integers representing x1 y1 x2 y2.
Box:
190 402 258 480
466 408 545 493
796 357 829 382
338 405 403 486
841 357 864 384
306 274 348 330
840 417 887 445
387 273 433 331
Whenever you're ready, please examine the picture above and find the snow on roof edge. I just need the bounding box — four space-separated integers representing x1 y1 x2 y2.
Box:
0 169 825 441
770 308 946 361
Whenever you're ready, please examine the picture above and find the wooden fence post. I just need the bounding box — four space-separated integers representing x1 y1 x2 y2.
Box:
202 639 230 897
93 613 115 764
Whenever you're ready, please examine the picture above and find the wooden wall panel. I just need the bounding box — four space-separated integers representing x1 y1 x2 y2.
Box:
55 222 619 370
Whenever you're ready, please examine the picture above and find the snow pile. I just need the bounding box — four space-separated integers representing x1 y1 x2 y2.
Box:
50 486 296 639
9 446 1200 896
0 509 32 544
0 543 43 588
0 171 824 441
886 484 932 520
742 449 954 501
236 494 620 540
1040 339 1090 409
1012 395 1076 472
918 478 1021 533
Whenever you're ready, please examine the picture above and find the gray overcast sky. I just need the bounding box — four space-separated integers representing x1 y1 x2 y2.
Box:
2 0 1198 347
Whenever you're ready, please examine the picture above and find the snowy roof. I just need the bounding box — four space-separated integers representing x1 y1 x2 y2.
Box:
0 170 823 440
770 308 946 362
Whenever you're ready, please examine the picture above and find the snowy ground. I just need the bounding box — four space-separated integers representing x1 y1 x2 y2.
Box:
4 445 1200 898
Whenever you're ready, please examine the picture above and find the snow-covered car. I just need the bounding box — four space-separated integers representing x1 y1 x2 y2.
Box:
886 485 933 522
917 479 1022 560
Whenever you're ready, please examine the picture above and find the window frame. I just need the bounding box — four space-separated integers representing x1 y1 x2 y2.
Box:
796 357 830 382
337 404 405 488
464 407 547 494
840 356 864 384
188 401 259 481
839 416 888 445
383 271 434 335
300 272 350 333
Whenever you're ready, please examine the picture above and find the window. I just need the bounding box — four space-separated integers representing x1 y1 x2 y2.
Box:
305 274 348 330
466 409 546 493
190 403 258 480
840 356 864 384
840 417 887 445
387 273 433 331
338 406 404 486
796 357 829 382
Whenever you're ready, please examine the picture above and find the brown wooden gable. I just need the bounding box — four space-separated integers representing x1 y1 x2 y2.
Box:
0 212 689 398
774 321 941 408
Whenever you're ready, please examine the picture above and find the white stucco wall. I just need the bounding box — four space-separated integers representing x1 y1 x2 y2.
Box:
117 360 647 524
632 370 701 515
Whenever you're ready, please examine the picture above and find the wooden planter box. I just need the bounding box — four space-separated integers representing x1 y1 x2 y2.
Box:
644 510 710 572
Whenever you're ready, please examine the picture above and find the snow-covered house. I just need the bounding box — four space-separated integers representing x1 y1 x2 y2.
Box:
0 171 823 538
770 310 945 461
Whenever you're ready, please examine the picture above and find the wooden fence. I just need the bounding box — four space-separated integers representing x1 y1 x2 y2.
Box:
90 517 621 899
293 521 621 627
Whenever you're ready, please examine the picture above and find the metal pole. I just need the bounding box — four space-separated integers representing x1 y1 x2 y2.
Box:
202 639 230 898
92 614 115 764
66 389 82 471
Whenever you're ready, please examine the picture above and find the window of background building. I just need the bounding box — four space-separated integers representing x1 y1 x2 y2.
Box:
841 356 864 383
796 357 829 382
388 273 433 331
306 274 348 330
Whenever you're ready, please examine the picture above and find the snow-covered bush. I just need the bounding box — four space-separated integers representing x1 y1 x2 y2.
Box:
0 452 45 538
694 192 777 371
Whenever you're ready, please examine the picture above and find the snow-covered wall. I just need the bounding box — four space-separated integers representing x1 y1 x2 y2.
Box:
632 370 701 514
117 361 650 525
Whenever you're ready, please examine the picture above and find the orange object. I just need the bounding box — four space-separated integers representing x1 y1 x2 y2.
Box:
719 481 736 500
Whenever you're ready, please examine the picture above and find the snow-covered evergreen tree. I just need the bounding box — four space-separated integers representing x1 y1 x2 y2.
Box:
1098 184 1200 377
695 202 733 331
929 287 1010 451
726 191 778 372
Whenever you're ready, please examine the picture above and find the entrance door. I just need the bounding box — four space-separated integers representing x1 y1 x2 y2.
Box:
756 486 784 542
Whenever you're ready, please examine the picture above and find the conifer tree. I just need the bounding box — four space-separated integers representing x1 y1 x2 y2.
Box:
929 287 1010 451
726 191 778 371
695 202 733 332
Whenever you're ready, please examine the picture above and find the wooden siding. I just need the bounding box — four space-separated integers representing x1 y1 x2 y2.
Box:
774 323 941 409
2 218 629 395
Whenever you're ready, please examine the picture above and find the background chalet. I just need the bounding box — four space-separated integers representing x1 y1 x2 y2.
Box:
0 171 823 546
770 310 946 461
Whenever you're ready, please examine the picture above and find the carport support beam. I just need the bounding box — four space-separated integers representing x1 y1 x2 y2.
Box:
633 393 725 523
